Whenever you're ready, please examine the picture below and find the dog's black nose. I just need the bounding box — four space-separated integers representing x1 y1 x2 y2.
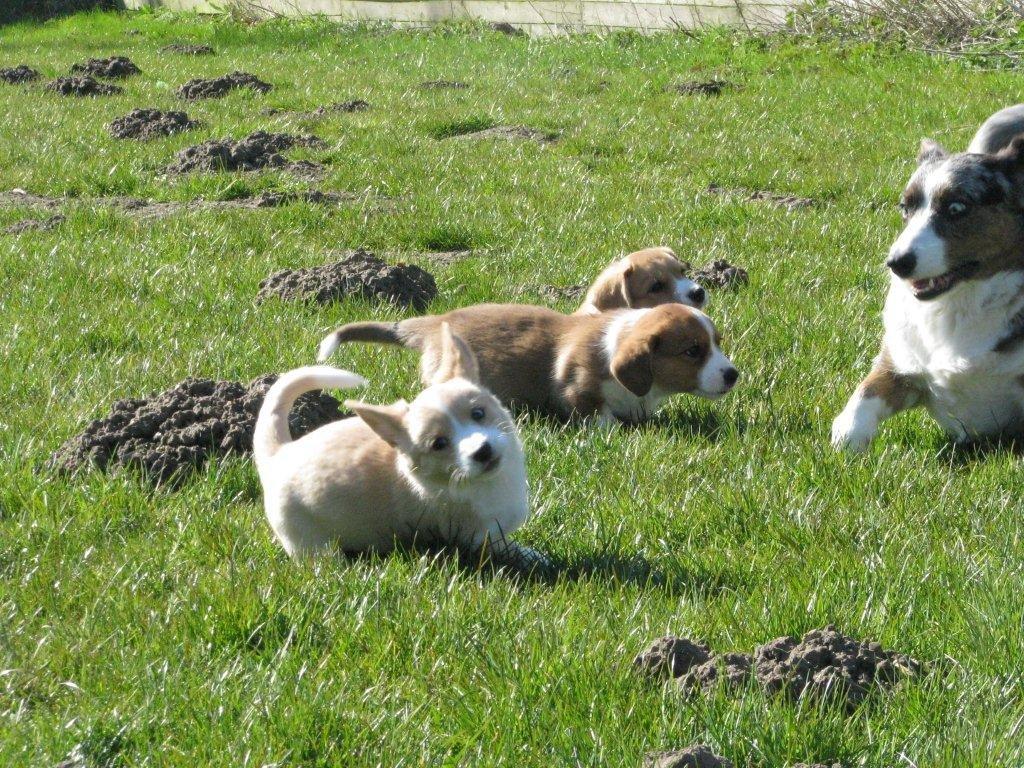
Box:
886 252 917 278
687 286 706 305
471 442 493 464
723 368 739 387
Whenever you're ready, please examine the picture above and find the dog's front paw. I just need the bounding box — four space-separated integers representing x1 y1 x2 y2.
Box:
831 406 876 453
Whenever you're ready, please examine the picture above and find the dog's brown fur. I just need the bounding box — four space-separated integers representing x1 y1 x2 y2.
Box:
321 303 731 421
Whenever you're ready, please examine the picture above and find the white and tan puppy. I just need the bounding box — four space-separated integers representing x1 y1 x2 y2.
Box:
577 247 706 314
319 303 738 424
832 106 1024 451
254 325 529 557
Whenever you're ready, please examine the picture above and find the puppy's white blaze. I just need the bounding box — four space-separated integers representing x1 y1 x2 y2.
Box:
455 426 506 475
674 277 705 308
693 311 734 396
317 332 341 362
891 212 947 280
602 308 650 361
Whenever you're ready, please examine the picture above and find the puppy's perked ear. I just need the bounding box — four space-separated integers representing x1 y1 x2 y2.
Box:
611 333 655 397
917 138 949 165
995 134 1024 167
345 399 410 447
431 323 480 385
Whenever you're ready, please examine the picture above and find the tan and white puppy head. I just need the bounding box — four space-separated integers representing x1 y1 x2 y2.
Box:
887 137 1024 300
580 247 706 314
609 304 738 399
346 324 522 488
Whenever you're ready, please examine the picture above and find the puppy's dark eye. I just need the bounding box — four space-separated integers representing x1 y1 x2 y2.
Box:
650 281 667 293
430 436 450 451
684 344 702 358
946 201 969 217
470 406 485 421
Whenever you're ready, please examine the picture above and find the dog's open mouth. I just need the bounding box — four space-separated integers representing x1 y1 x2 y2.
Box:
910 262 979 300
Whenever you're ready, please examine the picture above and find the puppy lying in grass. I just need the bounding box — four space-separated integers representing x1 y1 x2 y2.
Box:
576 247 706 314
255 324 529 558
319 303 738 423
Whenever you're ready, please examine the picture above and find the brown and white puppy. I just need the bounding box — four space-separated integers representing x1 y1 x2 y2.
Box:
832 107 1024 451
254 324 529 557
576 247 706 314
319 303 738 423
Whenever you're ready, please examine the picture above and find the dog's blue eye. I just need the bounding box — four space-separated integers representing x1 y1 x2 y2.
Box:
947 201 968 216
430 436 449 451
471 407 485 421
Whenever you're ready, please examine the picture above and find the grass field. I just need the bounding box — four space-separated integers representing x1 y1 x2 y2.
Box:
2 9 1024 767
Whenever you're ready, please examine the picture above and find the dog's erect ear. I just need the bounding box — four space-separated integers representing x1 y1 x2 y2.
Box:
995 134 1024 167
431 323 480 385
611 331 655 397
345 399 410 447
917 138 949 165
621 264 636 307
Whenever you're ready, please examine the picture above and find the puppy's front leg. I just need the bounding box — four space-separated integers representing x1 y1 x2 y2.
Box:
831 350 922 452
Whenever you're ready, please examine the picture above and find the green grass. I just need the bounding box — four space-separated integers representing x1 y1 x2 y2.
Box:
2 10 1024 767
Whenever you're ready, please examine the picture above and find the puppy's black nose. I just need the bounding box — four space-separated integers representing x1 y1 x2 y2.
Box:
723 367 739 387
687 286 706 305
886 252 917 278
471 442 493 464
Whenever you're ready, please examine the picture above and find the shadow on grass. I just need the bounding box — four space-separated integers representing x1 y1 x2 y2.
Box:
1 0 122 26
939 432 1024 466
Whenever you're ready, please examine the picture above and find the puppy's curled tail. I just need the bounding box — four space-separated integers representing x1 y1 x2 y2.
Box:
317 321 406 362
253 366 366 463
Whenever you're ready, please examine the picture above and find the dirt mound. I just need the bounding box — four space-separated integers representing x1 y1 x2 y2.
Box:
3 215 64 234
46 76 122 97
161 43 215 55
257 249 437 312
166 131 324 174
51 375 345 486
1 65 41 84
643 746 732 768
677 652 753 693
669 79 731 96
693 260 749 289
535 283 586 304
634 636 712 678
707 183 814 211
420 79 469 90
70 56 140 79
754 626 920 709
264 100 370 118
177 71 272 99
456 124 558 143
109 108 200 140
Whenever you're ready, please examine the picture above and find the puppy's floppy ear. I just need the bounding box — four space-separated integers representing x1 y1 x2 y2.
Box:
431 322 480 385
620 264 636 307
918 138 949 165
611 330 656 397
345 399 409 447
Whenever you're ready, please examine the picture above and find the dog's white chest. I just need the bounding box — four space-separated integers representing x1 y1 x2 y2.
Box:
600 380 667 424
884 274 1024 438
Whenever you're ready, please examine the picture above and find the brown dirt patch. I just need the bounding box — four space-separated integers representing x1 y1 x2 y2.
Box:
3 215 65 234
456 124 559 143
45 76 122 97
754 625 921 709
166 131 325 175
643 746 733 768
668 79 731 96
70 56 140 79
693 259 749 289
263 100 370 118
257 249 437 311
50 376 346 487
676 652 753 693
160 43 215 55
177 71 271 100
707 183 815 210
1 65 41 84
109 108 200 140
420 79 469 90
634 636 712 678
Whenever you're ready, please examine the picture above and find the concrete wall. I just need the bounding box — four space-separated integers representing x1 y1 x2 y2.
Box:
124 0 793 34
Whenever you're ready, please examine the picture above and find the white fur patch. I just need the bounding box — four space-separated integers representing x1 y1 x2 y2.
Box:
693 311 735 398
888 165 951 280
831 391 890 452
675 276 705 308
